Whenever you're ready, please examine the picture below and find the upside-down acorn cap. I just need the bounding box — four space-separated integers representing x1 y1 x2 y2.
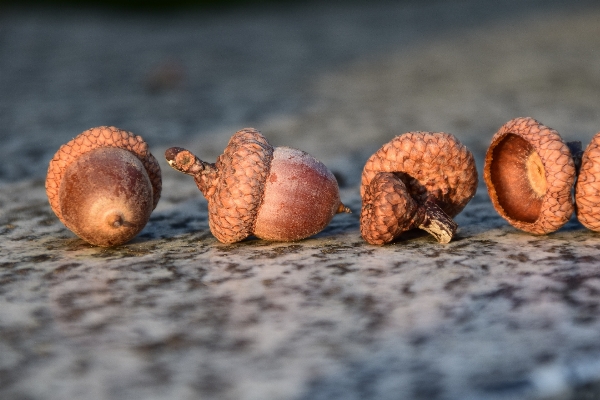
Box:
360 172 419 245
46 126 162 223
207 128 274 243
483 117 575 234
576 132 600 231
361 131 478 218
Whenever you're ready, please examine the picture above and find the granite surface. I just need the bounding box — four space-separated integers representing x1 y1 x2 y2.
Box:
2 1 600 399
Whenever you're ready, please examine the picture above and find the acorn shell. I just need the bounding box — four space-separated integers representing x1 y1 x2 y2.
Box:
46 126 162 245
483 117 575 234
58 147 154 246
361 131 478 218
253 146 342 241
576 132 600 231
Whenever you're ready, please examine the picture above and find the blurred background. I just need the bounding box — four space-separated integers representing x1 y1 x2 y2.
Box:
1 0 599 186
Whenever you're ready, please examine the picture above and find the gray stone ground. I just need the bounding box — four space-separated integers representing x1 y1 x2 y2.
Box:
2 0 600 399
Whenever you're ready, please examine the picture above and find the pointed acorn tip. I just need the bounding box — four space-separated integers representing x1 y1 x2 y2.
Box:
337 203 352 214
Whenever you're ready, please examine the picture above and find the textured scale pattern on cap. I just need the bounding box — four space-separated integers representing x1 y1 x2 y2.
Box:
46 126 162 222
361 131 478 218
484 117 575 234
576 132 600 231
360 172 418 245
208 128 273 243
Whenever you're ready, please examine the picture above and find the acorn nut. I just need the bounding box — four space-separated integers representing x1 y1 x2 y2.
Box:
360 131 478 245
484 117 576 234
46 126 162 247
165 128 350 243
575 132 600 231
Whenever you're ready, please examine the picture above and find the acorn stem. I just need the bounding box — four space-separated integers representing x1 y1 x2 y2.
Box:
413 197 457 244
165 147 216 175
337 203 352 214
105 211 124 228
165 147 218 196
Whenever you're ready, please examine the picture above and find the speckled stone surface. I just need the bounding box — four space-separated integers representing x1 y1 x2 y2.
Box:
3 1 600 399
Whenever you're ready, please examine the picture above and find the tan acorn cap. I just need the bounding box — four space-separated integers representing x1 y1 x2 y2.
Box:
208 128 273 243
483 117 575 234
360 132 476 245
360 172 419 245
46 126 162 222
361 131 478 217
576 132 600 231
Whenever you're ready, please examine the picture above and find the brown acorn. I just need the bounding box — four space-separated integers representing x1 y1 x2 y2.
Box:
165 128 350 243
360 131 478 245
576 132 600 231
484 117 576 234
46 126 162 247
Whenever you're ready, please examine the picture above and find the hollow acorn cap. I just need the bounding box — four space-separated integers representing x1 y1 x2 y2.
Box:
361 131 478 218
483 117 575 234
46 126 162 233
207 128 274 243
576 132 600 231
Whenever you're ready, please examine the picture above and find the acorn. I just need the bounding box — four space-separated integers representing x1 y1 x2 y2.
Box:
165 128 350 243
576 132 600 231
360 131 478 245
46 126 162 247
483 117 576 234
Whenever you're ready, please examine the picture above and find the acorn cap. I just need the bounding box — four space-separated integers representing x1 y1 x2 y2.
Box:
46 126 162 223
483 117 575 234
360 172 419 245
361 131 478 218
208 128 274 243
576 132 600 231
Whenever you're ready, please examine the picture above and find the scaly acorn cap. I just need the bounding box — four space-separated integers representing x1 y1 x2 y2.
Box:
361 131 478 217
208 128 274 243
576 132 600 231
360 132 476 245
484 117 575 234
46 126 162 223
360 172 420 245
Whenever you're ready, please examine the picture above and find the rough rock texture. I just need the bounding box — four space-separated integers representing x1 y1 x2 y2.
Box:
3 1 600 400
484 117 576 234
4 180 600 400
576 132 600 231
